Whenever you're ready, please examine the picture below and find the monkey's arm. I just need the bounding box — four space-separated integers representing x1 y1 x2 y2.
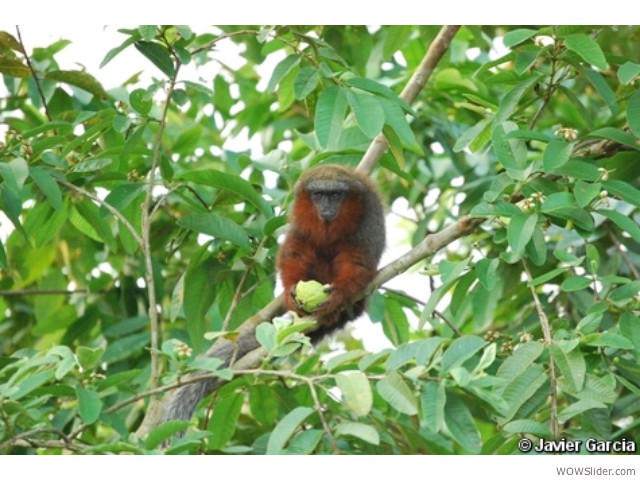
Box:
313 246 377 320
276 232 319 315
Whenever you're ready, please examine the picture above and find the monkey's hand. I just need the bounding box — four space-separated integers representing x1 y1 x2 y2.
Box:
292 280 332 314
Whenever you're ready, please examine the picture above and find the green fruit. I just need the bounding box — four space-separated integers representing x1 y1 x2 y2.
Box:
294 280 330 313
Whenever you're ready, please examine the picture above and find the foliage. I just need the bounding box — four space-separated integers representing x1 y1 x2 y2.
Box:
1 25 640 454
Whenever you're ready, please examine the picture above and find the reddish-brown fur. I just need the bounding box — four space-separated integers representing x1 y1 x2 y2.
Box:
277 165 385 340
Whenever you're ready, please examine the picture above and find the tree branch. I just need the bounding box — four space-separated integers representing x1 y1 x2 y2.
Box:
15 26 52 122
143 63 181 390
523 260 559 439
357 25 461 175
57 179 144 247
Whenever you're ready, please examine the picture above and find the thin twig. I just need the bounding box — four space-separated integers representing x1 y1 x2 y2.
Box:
15 26 52 121
0 288 88 297
1 427 82 453
57 179 144 247
522 260 559 438
606 226 640 280
233 368 338 453
381 286 462 337
142 62 181 390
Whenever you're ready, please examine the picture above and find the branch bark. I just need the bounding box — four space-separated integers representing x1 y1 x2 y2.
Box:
357 25 461 175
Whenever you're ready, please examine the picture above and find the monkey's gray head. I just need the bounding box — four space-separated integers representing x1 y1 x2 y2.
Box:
305 178 352 222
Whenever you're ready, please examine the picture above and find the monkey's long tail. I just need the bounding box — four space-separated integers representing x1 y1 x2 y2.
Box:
163 330 261 423
162 297 285 425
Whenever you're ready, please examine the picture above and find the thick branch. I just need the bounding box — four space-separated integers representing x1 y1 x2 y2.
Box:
357 25 461 175
143 65 180 390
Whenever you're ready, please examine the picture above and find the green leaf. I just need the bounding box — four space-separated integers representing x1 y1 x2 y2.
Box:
618 61 640 85
476 258 500 291
584 70 617 115
101 35 137 68
577 312 603 334
129 88 153 114
589 127 638 149
503 419 552 437
138 25 157 41
347 91 385 138
470 201 521 218
550 343 586 391
335 422 380 446
597 209 640 244
266 406 314 455
440 336 486 376
208 392 244 450
558 399 606 423
69 157 113 174
10 370 55 400
620 312 640 351
564 34 607 70
587 331 635 350
76 346 105 371
145 420 191 450
0 55 30 77
0 156 28 193
528 267 566 287
377 371 418 415
574 180 601 208
177 213 250 250
444 394 481 453
336 371 372 416
515 51 538 75
75 386 102 424
497 341 544 380
421 381 446 432
0 31 22 51
561 276 592 292
552 160 600 181
609 280 640 302
383 25 413 59
134 41 175 77
492 123 519 171
255 323 277 353
503 29 537 47
315 86 348 149
495 75 540 124
507 212 538 259
293 67 319 100
180 169 272 215
249 384 278 425
543 140 573 171
213 75 234 115
498 364 547 422
73 200 117 251
453 118 492 153
190 357 224 373
627 91 640 138
267 54 300 93
286 430 323 454
603 179 640 209
346 77 414 115
45 70 107 99
380 98 417 148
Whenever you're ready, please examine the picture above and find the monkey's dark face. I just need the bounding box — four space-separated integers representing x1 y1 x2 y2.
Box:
305 179 351 222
